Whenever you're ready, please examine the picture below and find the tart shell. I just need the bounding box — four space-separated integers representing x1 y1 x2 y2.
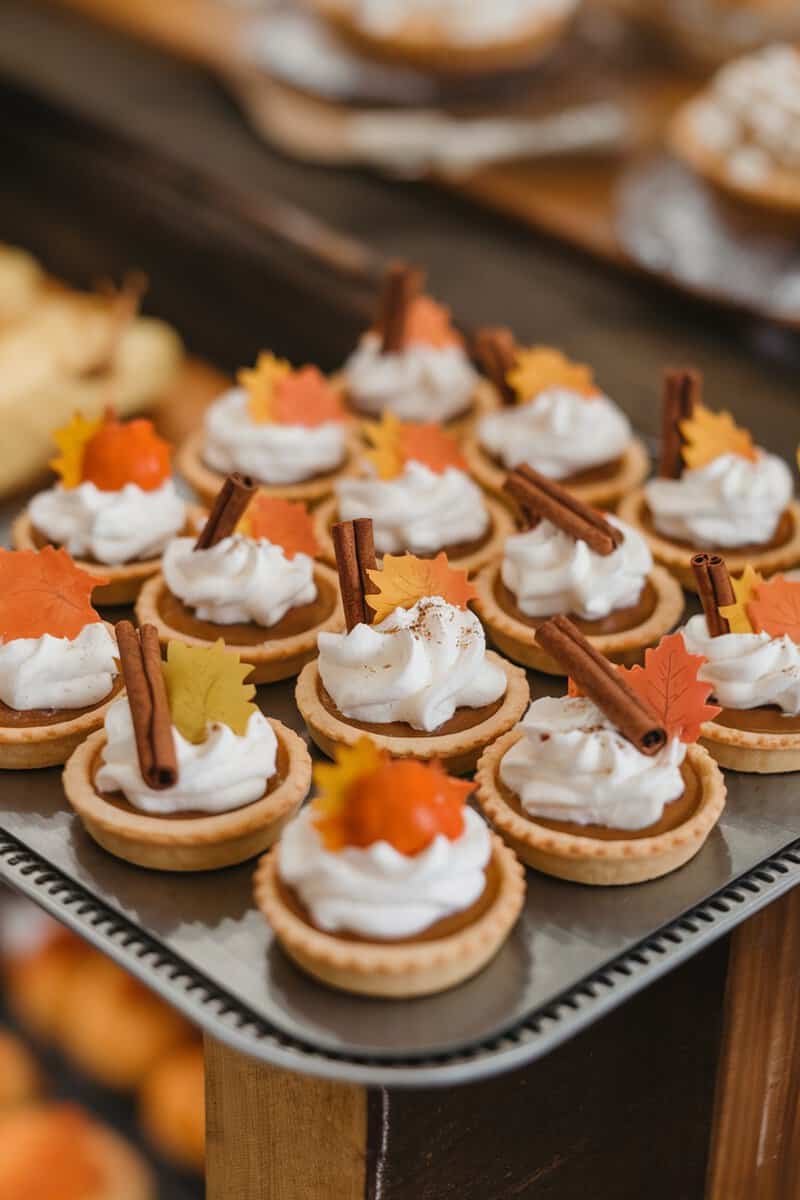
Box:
473 564 685 672
475 735 726 886
295 653 529 775
63 719 311 872
135 564 344 684
253 833 526 997
697 717 800 774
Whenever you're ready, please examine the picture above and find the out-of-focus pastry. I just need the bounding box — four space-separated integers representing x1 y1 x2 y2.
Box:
139 1043 205 1174
0 1029 43 1112
1 907 91 1040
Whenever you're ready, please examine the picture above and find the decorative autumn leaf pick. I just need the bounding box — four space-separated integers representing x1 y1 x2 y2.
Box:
50 411 104 489
0 548 106 642
271 366 344 428
314 738 384 850
719 564 763 635
680 405 757 471
239 494 319 559
161 639 257 744
747 575 800 643
364 413 466 481
619 633 720 744
402 296 462 349
238 352 291 424
507 347 596 404
366 552 477 624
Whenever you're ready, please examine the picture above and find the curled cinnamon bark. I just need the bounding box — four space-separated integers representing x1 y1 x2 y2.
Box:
116 620 177 790
503 464 623 556
536 615 667 755
195 473 256 550
474 326 517 406
692 553 734 637
659 367 701 479
333 519 376 631
377 262 424 354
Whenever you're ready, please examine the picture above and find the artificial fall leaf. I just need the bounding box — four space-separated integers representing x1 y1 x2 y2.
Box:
567 677 583 698
0 547 105 642
238 352 291 424
313 738 385 849
507 346 596 404
364 412 404 480
365 552 477 624
719 564 764 635
80 418 171 492
239 493 319 559
50 411 104 488
747 574 800 643
680 404 757 471
402 296 462 349
398 422 466 476
272 366 345 428
619 633 720 744
161 639 257 744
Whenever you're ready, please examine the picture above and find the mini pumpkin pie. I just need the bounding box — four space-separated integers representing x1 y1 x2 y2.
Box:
476 615 726 885
296 520 529 774
679 552 800 772
314 412 513 574
255 739 525 997
474 465 684 672
13 409 187 606
618 368 800 590
466 332 648 509
177 351 357 506
0 548 121 769
64 622 311 870
340 262 496 435
139 1043 205 1174
137 475 344 683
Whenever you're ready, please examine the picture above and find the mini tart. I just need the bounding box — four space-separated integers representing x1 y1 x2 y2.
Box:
462 433 650 512
473 563 685 672
139 1044 204 1174
63 718 311 871
135 563 344 684
312 493 515 576
295 653 529 775
343 376 499 444
696 712 800 774
253 832 525 997
476 735 725 886
175 425 361 508
0 669 123 771
617 491 800 590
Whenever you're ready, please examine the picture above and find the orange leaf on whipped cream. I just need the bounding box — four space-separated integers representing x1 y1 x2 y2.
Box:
619 633 720 744
746 574 800 643
402 296 463 350
0 547 106 642
680 405 757 471
239 353 343 427
365 551 477 624
161 639 257 744
239 494 319 559
50 411 104 489
507 346 596 404
364 412 465 481
50 411 171 492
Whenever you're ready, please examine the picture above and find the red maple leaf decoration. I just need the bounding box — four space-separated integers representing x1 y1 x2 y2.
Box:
244 494 319 560
272 367 345 428
747 575 800 643
619 633 720 744
0 548 105 642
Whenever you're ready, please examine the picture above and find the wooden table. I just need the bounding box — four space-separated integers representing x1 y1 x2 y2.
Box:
1 4 799 1196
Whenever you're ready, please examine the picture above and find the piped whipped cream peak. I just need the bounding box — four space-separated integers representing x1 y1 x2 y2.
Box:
682 612 800 715
500 695 686 831
344 331 477 424
0 621 118 711
335 0 578 46
51 410 172 493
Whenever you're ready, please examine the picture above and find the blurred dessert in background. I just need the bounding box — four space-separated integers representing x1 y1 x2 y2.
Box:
607 0 800 66
139 1043 205 1174
0 1029 42 1112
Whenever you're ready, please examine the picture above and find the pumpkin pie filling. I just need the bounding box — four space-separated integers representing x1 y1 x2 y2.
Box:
640 499 794 556
712 706 800 734
317 677 504 739
488 450 625 487
0 676 123 730
492 574 658 636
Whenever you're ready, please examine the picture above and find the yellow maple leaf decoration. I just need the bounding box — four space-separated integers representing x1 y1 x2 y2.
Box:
237 352 291 424
366 552 477 625
312 738 384 849
507 347 596 404
50 411 104 489
161 639 257 744
719 564 764 634
680 405 758 471
363 412 404 480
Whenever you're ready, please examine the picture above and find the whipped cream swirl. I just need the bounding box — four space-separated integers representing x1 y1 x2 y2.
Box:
478 388 631 479
500 696 686 831
96 700 278 815
318 596 506 733
338 0 577 44
645 451 793 549
163 534 317 627
682 613 800 716
344 332 477 424
0 622 118 712
203 388 347 485
336 461 489 555
29 480 186 566
502 513 652 620
279 804 491 940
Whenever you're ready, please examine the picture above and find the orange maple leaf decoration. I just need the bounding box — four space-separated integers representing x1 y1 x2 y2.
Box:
679 405 758 471
365 552 477 624
619 633 720 744
0 548 105 642
508 347 597 404
746 574 800 643
272 366 345 428
51 412 171 492
364 412 466 480
239 494 319 559
402 296 463 350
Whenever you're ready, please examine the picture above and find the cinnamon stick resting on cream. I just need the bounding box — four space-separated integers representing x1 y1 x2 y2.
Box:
474 326 517 406
659 367 700 479
536 615 667 755
116 620 177 790
332 518 377 632
503 464 623 556
692 553 735 637
377 262 424 355
195 473 256 550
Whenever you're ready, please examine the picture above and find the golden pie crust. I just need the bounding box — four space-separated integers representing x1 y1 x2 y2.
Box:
0 674 123 771
135 564 344 684
473 564 685 672
312 493 515 575
617 492 800 590
295 653 529 775
462 433 650 511
697 716 800 774
253 832 525 997
63 719 311 872
476 735 726 886
175 426 361 508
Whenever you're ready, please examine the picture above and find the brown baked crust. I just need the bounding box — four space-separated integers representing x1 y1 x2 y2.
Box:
473 563 685 672
475 735 726 885
296 652 529 775
63 720 311 871
254 834 525 997
697 716 800 774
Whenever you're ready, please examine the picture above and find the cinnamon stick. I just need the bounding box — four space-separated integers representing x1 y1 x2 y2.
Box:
115 620 177 790
333 519 375 631
353 517 377 599
692 552 734 637
503 464 623 556
377 262 424 354
659 367 701 479
195 473 256 550
474 326 517 406
536 615 667 755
